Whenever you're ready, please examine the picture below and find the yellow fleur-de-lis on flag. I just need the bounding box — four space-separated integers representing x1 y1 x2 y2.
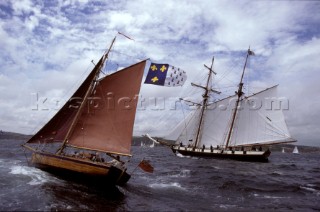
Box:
160 65 167 72
151 76 159 83
150 65 157 71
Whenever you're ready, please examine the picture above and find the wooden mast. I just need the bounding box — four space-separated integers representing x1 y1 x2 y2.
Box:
56 36 117 154
194 57 217 148
225 48 252 149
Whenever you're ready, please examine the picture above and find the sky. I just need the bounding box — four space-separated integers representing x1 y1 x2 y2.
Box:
0 0 319 147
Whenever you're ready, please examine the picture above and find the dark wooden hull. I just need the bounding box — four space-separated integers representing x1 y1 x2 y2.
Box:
30 151 131 186
172 146 270 162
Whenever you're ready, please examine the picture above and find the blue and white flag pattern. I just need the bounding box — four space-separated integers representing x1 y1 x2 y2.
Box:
164 65 187 87
144 63 187 87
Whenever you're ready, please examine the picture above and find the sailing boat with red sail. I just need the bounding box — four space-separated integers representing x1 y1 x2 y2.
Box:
23 36 147 186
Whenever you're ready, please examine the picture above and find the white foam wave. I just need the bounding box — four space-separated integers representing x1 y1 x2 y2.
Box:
0 159 21 168
212 166 222 170
300 185 320 195
176 153 199 160
263 195 288 199
271 171 283 175
149 182 185 190
253 193 289 199
175 153 192 158
9 165 50 185
171 169 191 178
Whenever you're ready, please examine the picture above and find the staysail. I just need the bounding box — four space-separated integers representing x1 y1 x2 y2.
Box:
174 109 202 146
26 54 106 144
67 61 146 155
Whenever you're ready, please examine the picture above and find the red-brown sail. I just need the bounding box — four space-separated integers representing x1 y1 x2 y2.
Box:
26 55 106 144
66 61 146 155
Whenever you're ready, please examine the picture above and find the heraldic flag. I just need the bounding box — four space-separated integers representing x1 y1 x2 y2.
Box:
144 63 187 87
138 159 154 173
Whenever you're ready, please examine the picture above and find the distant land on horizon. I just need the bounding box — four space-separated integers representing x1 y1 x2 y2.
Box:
1 131 319 153
0 131 32 140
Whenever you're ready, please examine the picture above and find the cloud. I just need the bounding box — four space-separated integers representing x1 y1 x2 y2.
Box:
0 0 319 146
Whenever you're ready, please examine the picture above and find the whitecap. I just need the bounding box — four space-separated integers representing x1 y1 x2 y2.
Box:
9 165 50 185
306 183 318 188
175 152 186 158
253 193 289 199
179 169 190 177
262 195 288 199
0 159 21 168
300 185 320 196
212 166 222 170
271 171 283 175
149 182 185 190
170 169 191 178
175 153 197 159
301 186 317 192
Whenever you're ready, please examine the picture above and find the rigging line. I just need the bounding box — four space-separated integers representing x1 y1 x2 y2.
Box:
22 146 30 166
215 64 241 86
180 101 190 143
215 65 234 82
111 50 145 62
256 110 290 136
29 43 114 137
265 123 290 137
28 62 94 136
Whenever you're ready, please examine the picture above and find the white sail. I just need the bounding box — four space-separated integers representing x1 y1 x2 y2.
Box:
174 86 295 148
293 146 299 154
165 108 201 146
197 95 236 148
228 86 295 146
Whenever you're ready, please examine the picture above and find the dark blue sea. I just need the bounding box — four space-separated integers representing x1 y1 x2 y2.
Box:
1 139 319 211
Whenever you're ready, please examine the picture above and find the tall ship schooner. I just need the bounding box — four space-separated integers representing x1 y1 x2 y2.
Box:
148 48 296 162
23 36 147 185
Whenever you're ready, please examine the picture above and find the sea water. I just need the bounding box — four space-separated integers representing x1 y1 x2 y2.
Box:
0 139 319 211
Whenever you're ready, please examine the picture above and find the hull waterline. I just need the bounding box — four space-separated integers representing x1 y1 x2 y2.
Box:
30 151 131 186
172 146 270 162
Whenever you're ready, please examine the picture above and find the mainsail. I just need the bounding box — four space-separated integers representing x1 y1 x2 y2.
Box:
67 61 146 155
228 85 294 147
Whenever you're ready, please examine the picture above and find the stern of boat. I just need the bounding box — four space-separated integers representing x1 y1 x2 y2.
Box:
109 166 131 186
